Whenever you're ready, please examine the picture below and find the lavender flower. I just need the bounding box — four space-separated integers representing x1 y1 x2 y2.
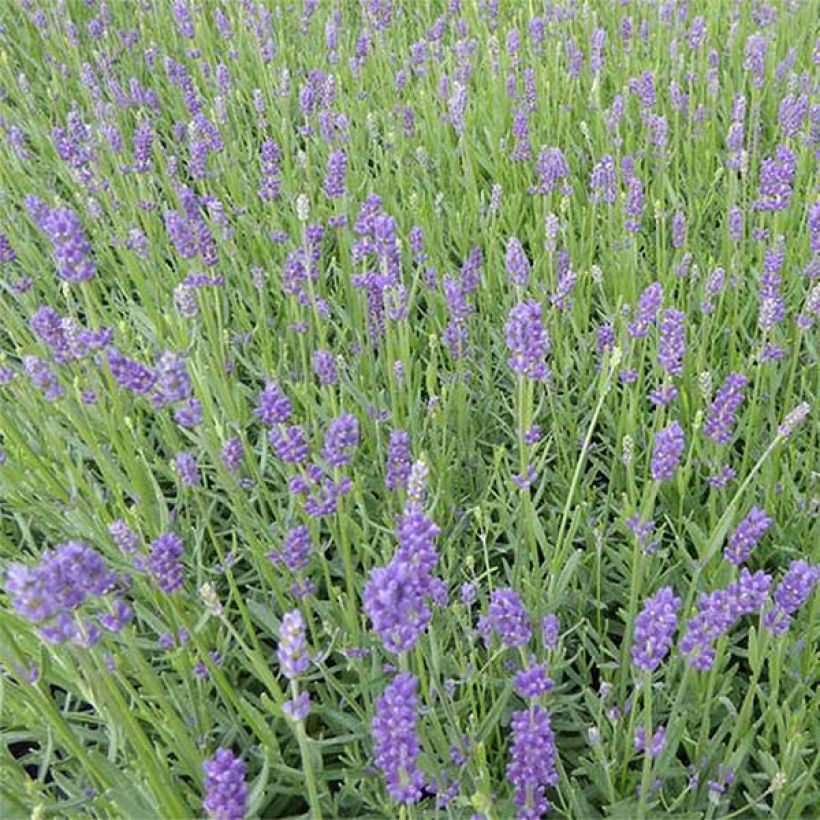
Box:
364 507 444 654
724 508 771 566
323 413 359 468
107 349 156 394
371 673 424 804
703 373 748 443
386 430 411 491
203 748 248 820
777 402 810 438
221 437 244 475
754 145 797 212
589 155 617 205
323 150 347 199
478 588 531 648
148 534 185 593
541 614 560 650
109 520 139 555
5 541 118 645
24 356 64 401
505 301 550 380
507 705 559 818
680 570 771 670
277 609 309 679
29 202 96 283
531 147 572 196
764 561 820 636
270 425 310 464
176 452 200 486
628 283 663 338
255 382 292 425
634 725 667 758
313 350 337 385
650 421 685 482
505 238 530 287
657 308 686 375
514 661 554 699
631 586 681 672
270 525 312 574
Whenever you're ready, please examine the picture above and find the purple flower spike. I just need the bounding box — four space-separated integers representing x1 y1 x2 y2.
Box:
703 373 747 443
724 507 771 566
371 673 424 804
764 561 820 636
323 413 359 469
478 588 531 648
631 586 681 672
650 421 685 482
386 430 411 491
507 705 559 818
203 748 247 820
505 301 551 381
658 308 686 375
148 534 185 593
277 609 309 679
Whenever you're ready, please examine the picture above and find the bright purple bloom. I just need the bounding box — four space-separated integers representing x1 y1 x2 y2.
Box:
634 725 667 758
628 283 663 338
631 586 681 672
270 425 310 464
386 430 412 491
148 534 185 593
703 373 747 443
32 205 96 283
754 145 797 212
371 673 424 804
221 437 244 475
764 561 820 636
313 350 337 386
255 382 292 425
531 147 572 196
364 508 443 654
269 525 312 574
175 398 203 427
657 308 686 375
507 705 559 818
323 150 347 199
724 507 771 566
283 690 311 721
323 414 359 468
203 748 247 820
514 661 554 699
505 301 550 380
478 588 531 648
5 541 118 644
505 238 530 287
650 421 685 482
107 349 156 394
680 570 771 670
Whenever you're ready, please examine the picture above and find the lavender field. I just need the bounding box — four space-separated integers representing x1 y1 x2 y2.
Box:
0 1 818 817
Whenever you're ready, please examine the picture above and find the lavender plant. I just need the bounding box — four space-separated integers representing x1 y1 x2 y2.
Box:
0 1 817 818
